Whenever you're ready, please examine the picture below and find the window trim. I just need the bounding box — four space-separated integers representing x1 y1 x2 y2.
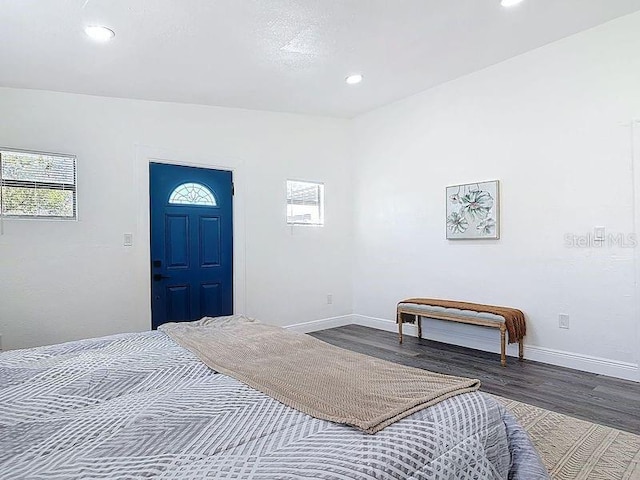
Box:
0 147 78 221
286 178 325 227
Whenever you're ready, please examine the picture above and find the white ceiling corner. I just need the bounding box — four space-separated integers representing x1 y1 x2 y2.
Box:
2 0 640 118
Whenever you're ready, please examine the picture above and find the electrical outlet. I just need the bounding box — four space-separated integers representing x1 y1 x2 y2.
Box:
559 314 570 329
327 294 333 305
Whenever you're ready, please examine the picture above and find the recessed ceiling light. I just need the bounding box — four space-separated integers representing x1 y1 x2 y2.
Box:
501 0 525 7
85 25 115 42
345 74 363 85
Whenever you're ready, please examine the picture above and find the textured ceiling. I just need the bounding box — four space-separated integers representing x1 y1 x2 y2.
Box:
2 0 640 118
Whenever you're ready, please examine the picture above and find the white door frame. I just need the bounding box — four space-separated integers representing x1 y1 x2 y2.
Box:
632 121 640 381
135 144 247 329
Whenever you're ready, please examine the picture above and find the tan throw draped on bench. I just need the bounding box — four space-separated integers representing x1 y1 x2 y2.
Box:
399 298 526 344
160 315 481 434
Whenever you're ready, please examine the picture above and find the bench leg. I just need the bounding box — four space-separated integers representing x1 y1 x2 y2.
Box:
398 311 403 344
518 338 524 361
416 315 422 339
500 325 507 367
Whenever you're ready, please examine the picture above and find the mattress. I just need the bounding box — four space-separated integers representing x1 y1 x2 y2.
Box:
0 330 549 479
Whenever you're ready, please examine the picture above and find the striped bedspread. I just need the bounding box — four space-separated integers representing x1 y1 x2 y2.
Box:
0 330 549 479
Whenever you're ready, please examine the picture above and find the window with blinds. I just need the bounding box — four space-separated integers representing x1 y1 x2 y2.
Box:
0 149 77 219
286 180 324 226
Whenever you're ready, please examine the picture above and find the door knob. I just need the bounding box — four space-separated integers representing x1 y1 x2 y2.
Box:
153 274 171 281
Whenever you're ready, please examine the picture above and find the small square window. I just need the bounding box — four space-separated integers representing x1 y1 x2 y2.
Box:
0 149 77 219
286 180 324 226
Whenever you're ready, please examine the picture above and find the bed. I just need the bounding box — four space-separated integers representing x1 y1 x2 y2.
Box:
0 326 549 479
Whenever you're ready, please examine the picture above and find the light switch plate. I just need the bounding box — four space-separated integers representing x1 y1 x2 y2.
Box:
594 226 605 241
123 233 133 247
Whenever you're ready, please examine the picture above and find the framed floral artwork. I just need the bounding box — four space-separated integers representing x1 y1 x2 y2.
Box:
446 180 500 239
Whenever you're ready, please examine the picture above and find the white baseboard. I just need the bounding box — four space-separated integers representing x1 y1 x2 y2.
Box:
524 345 639 381
284 315 356 334
350 314 640 382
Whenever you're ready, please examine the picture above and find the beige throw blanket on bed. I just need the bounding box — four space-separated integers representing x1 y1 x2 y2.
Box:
160 315 481 434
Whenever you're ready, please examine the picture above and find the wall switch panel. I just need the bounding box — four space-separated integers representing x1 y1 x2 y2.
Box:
123 233 133 247
594 226 605 241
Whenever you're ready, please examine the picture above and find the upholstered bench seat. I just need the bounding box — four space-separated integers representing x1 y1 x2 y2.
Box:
397 299 526 367
397 303 506 324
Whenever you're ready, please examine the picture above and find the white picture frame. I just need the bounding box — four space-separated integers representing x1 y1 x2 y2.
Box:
446 180 500 240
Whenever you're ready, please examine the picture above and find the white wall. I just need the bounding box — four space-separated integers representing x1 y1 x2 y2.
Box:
2 12 640 382
0 88 353 350
352 12 640 377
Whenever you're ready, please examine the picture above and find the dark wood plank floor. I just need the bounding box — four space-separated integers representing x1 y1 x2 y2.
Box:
310 324 640 435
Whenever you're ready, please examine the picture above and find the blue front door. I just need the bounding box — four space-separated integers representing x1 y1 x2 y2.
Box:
150 162 233 329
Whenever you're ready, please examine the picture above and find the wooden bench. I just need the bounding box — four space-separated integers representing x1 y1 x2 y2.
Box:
397 301 525 367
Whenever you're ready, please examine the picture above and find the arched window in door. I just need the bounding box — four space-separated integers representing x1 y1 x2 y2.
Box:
168 182 217 206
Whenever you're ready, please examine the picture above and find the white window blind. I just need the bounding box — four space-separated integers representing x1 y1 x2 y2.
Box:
0 149 77 219
286 180 324 226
